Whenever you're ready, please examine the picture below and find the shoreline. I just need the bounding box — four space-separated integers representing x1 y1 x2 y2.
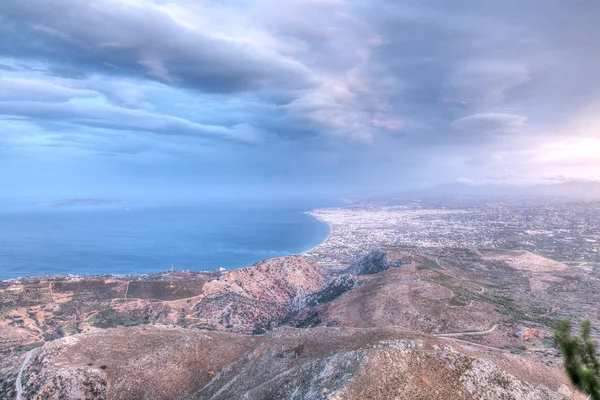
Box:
302 210 332 254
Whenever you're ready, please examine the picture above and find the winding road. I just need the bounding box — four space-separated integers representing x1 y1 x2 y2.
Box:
435 324 498 338
16 349 35 400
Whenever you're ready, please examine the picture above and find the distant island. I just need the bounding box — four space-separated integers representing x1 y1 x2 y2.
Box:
38 198 126 207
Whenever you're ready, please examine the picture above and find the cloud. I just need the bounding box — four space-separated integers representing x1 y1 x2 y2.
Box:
0 76 100 101
0 0 398 142
2 0 600 194
0 101 264 142
447 62 530 105
281 64 402 141
451 113 528 136
0 0 317 93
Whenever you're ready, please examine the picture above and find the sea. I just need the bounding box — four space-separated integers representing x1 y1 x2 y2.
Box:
0 199 332 281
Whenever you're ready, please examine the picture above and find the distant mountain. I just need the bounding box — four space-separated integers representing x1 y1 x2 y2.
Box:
38 198 126 207
533 180 600 198
419 180 600 200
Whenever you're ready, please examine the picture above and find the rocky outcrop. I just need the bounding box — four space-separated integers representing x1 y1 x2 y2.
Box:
283 274 358 329
343 250 390 276
202 256 325 303
303 274 357 307
193 256 327 333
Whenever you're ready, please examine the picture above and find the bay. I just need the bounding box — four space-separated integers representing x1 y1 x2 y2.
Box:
0 199 331 280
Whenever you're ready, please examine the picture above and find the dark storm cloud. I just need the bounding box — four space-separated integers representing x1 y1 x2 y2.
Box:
0 0 317 93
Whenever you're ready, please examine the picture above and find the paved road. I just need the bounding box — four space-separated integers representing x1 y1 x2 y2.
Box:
16 349 35 400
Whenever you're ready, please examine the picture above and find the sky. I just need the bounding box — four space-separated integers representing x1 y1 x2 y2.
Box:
1 0 600 201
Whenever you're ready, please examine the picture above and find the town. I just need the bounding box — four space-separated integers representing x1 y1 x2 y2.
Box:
307 198 600 270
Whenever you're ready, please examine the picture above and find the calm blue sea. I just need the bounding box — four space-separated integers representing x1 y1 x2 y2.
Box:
0 199 331 280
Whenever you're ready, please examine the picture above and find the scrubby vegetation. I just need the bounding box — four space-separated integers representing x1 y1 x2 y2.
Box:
555 319 600 400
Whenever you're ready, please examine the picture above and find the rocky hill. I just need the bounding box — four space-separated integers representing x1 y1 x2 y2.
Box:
3 325 569 400
2 248 599 399
193 256 326 333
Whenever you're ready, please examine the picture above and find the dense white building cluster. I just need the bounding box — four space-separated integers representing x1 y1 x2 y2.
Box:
306 200 600 267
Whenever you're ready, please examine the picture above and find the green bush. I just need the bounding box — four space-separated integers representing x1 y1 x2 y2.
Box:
554 319 600 399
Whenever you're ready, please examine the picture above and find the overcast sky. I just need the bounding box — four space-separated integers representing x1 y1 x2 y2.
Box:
1 0 600 200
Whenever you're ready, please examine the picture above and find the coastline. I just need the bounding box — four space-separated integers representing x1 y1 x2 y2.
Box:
302 210 332 254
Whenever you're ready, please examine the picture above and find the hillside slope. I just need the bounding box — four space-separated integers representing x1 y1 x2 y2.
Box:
8 325 568 400
3 248 599 399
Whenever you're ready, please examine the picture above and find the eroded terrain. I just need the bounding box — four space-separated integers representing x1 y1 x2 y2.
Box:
2 246 598 399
